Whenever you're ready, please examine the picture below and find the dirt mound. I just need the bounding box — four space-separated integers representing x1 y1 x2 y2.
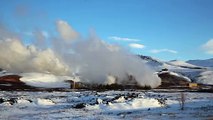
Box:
0 75 21 83
158 72 189 88
0 75 35 91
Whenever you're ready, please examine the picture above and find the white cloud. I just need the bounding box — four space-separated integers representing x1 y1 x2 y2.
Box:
150 49 178 54
23 31 48 38
202 39 213 54
109 36 140 42
56 20 79 41
129 43 145 49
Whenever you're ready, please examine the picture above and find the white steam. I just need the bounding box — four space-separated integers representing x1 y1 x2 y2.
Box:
0 20 161 88
73 37 161 87
0 39 69 75
56 20 79 41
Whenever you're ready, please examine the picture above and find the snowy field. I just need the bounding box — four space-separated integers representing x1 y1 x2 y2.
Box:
0 90 213 120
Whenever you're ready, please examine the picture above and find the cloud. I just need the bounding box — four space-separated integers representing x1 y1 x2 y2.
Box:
129 43 145 49
23 31 48 38
109 36 140 42
56 20 79 41
202 39 213 54
150 49 178 54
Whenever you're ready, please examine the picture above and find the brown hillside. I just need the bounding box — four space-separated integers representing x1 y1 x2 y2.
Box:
158 72 190 88
0 75 21 83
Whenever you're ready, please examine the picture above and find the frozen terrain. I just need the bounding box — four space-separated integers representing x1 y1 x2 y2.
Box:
187 58 213 68
140 55 213 85
0 90 212 120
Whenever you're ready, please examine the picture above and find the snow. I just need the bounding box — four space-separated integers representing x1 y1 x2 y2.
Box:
166 68 213 85
20 72 79 88
168 60 199 68
197 71 213 85
36 98 55 106
187 58 213 68
159 71 191 82
0 90 213 120
142 56 213 85
114 96 126 103
168 71 191 82
92 97 161 111
0 70 15 77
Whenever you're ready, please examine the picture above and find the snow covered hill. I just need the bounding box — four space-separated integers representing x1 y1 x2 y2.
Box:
139 55 164 69
140 56 213 85
187 58 213 68
167 60 204 69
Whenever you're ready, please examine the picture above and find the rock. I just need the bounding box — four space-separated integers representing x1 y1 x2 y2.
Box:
73 103 85 109
7 98 18 105
0 98 5 104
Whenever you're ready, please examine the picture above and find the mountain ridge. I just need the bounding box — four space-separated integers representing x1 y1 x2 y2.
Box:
187 58 213 67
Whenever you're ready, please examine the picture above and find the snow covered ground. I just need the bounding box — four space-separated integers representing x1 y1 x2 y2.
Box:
0 90 212 120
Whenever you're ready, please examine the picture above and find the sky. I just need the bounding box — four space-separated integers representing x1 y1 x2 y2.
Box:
0 0 213 61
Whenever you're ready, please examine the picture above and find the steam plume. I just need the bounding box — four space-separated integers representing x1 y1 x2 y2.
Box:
56 20 79 41
0 20 161 88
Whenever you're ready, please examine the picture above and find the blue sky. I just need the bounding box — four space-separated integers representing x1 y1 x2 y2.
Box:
1 0 213 61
